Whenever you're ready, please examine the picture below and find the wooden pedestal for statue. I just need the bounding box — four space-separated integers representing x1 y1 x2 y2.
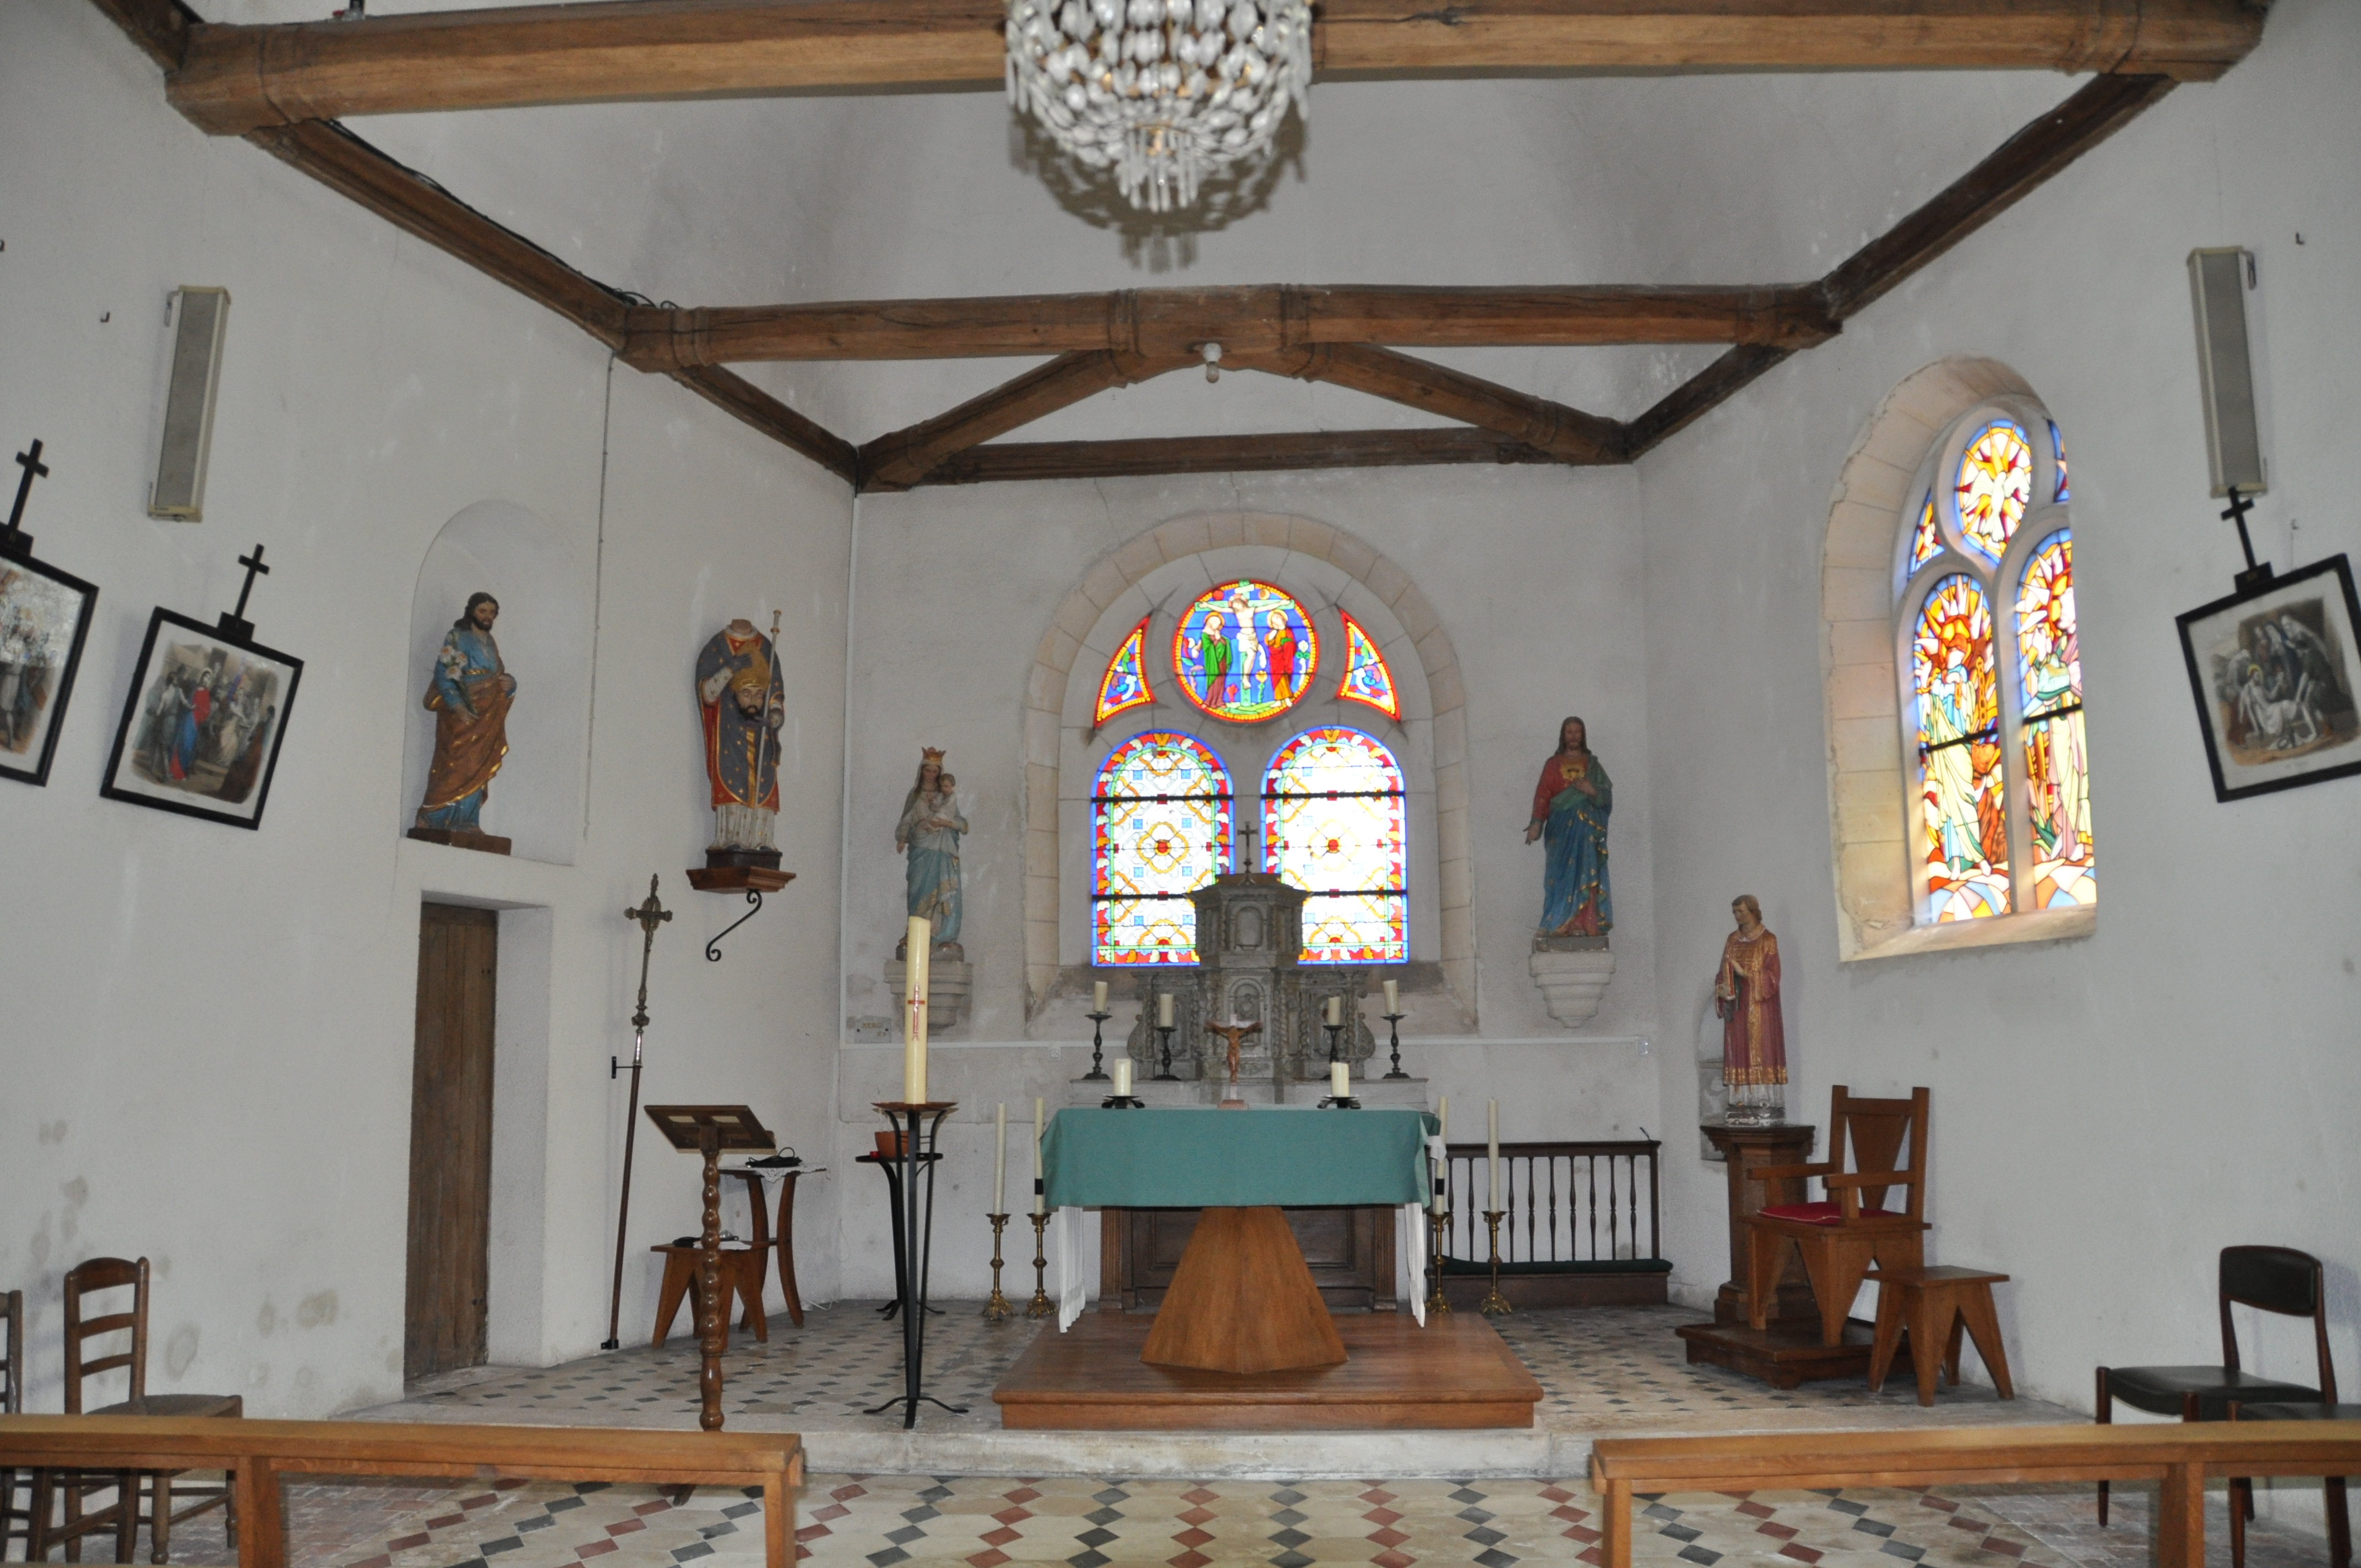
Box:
406 826 511 855
1673 1121 1909 1388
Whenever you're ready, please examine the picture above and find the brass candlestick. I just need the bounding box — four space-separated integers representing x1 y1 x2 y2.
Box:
982 1212 1013 1321
1025 1211 1054 1318
1427 1207 1452 1317
1479 1209 1512 1316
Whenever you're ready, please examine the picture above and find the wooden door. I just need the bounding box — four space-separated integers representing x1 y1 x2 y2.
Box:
405 903 497 1381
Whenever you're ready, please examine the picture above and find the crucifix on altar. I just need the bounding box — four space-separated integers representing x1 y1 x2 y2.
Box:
1205 1019 1260 1109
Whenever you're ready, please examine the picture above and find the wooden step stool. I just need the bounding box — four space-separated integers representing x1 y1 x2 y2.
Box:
1867 1264 2014 1406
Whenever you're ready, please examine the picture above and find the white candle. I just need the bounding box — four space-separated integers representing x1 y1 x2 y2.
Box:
1330 1061 1350 1099
1113 1059 1133 1097
1093 979 1109 1012
1487 1099 1501 1211
1383 978 1399 1013
1432 1096 1449 1214
903 916 931 1103
1157 993 1174 1028
993 1103 1007 1213
1324 995 1341 1027
1034 1096 1047 1215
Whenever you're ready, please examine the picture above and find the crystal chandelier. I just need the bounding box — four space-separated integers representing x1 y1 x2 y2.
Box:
1004 0 1312 213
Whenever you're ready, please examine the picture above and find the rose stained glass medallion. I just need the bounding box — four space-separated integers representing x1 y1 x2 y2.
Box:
1335 611 1401 719
1172 580 1318 723
2048 420 2070 503
1261 727 1407 963
2015 530 2095 908
1955 420 2032 565
1908 490 1943 570
1091 732 1233 965
1912 574 2010 921
1093 617 1154 727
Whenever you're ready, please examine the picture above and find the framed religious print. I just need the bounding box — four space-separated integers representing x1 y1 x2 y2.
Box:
0 547 99 788
100 606 302 827
2176 553 2361 802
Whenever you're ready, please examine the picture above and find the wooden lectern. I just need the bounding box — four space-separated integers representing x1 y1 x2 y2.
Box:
644 1105 776 1430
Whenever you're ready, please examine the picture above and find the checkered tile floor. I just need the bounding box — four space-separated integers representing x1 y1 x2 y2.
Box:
139 1471 2328 1568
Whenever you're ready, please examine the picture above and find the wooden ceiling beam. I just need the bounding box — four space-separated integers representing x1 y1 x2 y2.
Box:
669 366 864 482
164 0 2265 135
1258 343 1626 465
618 284 1834 368
917 427 1567 485
856 350 1192 489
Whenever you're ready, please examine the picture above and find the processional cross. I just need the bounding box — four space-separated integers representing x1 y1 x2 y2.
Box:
603 875 672 1350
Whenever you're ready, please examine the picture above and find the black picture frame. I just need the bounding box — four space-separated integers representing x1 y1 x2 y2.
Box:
100 606 302 829
0 546 99 788
2177 553 2361 803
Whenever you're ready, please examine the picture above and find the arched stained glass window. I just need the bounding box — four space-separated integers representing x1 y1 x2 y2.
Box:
1091 732 1233 965
1907 491 1942 570
1955 420 2032 564
2047 421 2070 503
2015 530 2093 908
1911 575 2010 921
1261 727 1407 963
1173 580 1318 723
1335 611 1401 719
1094 617 1154 726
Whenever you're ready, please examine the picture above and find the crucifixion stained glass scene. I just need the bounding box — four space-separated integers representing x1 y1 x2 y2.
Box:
1172 579 1316 723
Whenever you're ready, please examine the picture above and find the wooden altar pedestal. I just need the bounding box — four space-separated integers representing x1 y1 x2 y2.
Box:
1141 1206 1346 1375
1674 1121 1908 1388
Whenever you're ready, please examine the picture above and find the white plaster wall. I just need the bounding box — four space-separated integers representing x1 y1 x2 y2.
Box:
1633 0 2361 1452
0 0 852 1417
828 465 1668 1297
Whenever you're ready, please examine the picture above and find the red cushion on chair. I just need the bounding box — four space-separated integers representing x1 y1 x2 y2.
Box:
1758 1201 1900 1225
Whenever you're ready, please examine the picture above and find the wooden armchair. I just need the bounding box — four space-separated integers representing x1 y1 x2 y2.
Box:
1743 1086 1930 1347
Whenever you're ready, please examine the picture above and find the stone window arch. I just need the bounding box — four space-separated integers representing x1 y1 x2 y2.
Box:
1023 513 1473 1019
1823 359 2099 959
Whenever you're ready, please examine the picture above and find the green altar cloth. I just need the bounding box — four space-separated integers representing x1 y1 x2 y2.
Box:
1040 1107 1438 1209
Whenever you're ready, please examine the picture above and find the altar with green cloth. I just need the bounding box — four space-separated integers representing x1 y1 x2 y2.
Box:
1041 1106 1437 1209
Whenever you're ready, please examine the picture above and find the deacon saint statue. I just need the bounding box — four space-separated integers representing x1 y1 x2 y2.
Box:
415 591 515 836
1713 894 1787 1125
695 617 787 865
895 749 966 956
1524 715 1613 939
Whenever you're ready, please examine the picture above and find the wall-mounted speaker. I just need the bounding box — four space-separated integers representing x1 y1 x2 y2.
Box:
2186 248 2265 498
149 286 231 520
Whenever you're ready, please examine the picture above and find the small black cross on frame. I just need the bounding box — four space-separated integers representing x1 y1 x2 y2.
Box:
2221 484 2277 593
3 438 50 558
219 542 272 641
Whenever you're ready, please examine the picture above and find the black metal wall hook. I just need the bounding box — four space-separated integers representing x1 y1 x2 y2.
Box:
705 888 764 961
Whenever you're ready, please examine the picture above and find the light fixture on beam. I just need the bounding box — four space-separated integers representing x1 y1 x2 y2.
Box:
1005 0 1310 212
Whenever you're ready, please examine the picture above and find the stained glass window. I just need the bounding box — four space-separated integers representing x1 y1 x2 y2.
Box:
1172 580 1318 723
1334 611 1401 720
1261 727 1408 963
1091 732 1233 965
1955 420 2032 565
2048 420 2070 503
1911 575 2010 922
2014 530 2094 909
1093 617 1154 726
1908 490 1942 570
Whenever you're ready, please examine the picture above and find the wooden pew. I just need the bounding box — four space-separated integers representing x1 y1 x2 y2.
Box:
0 1415 802 1567
1593 1423 2361 1568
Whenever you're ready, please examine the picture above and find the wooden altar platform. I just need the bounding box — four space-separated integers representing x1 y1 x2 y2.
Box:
991 1311 1542 1431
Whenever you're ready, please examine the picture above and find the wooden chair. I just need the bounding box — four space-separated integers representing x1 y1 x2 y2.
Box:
2096 1246 2331 1541
34 1258 240 1564
1743 1086 1931 1347
1 1288 31 1561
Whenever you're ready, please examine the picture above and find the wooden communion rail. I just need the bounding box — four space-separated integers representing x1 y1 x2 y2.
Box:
0 1415 803 1567
1593 1423 2361 1568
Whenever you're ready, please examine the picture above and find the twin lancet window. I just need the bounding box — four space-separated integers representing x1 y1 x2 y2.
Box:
1087 580 1407 966
1901 416 2096 923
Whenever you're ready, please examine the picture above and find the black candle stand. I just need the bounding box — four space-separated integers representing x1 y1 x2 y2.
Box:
1082 1009 1113 1080
863 1101 969 1429
1322 1021 1345 1064
1318 1095 1363 1109
1152 1025 1179 1080
1381 1011 1410 1079
1100 1095 1146 1109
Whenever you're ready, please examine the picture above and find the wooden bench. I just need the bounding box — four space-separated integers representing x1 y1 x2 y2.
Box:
1592 1422 2361 1568
0 1416 803 1568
